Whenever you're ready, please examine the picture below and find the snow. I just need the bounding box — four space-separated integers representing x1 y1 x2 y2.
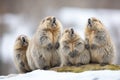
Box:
0 70 120 80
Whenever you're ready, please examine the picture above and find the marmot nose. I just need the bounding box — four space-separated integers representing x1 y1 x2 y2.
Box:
71 28 74 34
88 18 91 24
52 17 56 23
21 37 26 43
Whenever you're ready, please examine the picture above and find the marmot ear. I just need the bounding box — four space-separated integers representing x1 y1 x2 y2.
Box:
91 17 98 21
99 20 102 24
16 35 23 41
64 29 69 33
46 17 51 20
61 29 69 36
52 17 56 23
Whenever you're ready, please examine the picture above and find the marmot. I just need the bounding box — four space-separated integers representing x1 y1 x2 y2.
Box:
60 28 90 67
14 35 31 73
26 16 62 70
85 17 115 65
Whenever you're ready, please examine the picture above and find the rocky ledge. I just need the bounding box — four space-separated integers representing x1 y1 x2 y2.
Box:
51 64 120 73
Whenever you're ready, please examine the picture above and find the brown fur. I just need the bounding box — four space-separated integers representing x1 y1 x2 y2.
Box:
85 17 115 65
60 28 90 67
26 16 62 70
14 35 31 73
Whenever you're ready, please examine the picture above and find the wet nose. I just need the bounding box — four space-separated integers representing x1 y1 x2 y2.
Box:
88 18 91 25
71 28 74 34
21 37 26 43
52 17 56 23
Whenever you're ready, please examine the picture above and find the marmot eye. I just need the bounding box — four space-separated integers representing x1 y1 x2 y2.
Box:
46 18 51 20
77 42 82 45
93 19 98 22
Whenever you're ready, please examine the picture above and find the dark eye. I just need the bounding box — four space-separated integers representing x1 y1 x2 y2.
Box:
93 20 97 22
77 42 82 45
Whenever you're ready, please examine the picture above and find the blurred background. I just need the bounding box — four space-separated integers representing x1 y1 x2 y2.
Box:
0 0 120 75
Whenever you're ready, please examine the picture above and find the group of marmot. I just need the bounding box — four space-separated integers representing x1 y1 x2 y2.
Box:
13 16 115 73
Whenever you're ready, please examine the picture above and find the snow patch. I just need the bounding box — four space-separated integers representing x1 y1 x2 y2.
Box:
0 70 120 80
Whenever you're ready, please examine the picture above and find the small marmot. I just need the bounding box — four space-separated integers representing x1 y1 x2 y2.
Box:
14 35 31 73
60 28 90 67
26 16 62 70
85 17 115 65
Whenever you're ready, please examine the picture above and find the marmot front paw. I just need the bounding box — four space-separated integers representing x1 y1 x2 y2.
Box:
47 43 53 50
69 50 78 58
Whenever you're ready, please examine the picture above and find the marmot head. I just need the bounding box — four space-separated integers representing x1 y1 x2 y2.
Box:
14 35 29 50
62 28 77 41
87 17 104 31
40 16 61 31
61 28 85 55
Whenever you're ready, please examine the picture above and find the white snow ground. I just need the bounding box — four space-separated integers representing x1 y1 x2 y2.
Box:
0 70 120 80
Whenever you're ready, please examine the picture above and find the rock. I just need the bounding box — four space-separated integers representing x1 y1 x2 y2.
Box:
51 64 120 73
